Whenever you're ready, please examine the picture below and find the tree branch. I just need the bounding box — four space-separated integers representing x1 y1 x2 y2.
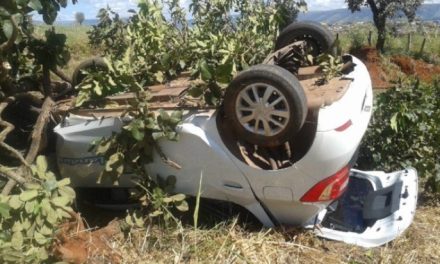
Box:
25 97 55 164
0 166 26 185
0 96 16 142
52 68 72 83
0 16 19 53
0 142 28 166
1 97 55 195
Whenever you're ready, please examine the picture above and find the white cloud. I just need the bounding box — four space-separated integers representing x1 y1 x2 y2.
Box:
307 0 347 11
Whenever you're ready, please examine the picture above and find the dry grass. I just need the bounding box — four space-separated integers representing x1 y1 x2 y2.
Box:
35 25 99 78
82 206 440 264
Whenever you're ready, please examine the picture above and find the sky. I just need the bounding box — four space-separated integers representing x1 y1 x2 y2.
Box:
34 0 440 22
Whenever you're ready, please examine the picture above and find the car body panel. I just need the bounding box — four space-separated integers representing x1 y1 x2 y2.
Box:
308 168 418 248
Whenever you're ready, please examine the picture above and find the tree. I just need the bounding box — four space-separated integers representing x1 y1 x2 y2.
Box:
75 12 85 25
346 0 424 51
273 0 307 29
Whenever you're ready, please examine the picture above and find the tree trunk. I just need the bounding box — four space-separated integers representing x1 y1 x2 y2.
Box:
42 66 52 97
373 16 387 52
376 28 386 52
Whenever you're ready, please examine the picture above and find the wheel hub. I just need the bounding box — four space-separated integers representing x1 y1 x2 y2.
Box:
235 83 291 137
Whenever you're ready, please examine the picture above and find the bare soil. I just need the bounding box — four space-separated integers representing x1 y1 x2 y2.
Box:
53 213 123 264
391 55 440 82
352 47 440 88
352 47 392 89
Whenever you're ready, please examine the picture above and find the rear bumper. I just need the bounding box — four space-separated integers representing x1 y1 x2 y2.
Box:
307 168 418 248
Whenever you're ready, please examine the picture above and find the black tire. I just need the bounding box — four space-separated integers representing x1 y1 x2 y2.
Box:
223 64 307 147
71 57 108 88
275 21 335 57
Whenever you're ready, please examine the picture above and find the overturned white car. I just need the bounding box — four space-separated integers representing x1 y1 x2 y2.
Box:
53 22 418 247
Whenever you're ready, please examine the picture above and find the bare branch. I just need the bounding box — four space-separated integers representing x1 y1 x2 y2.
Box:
26 97 55 164
0 16 19 53
0 142 28 167
0 166 26 185
1 97 55 195
0 96 16 142
52 68 72 83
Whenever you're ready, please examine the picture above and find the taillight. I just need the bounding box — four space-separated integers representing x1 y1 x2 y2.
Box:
335 120 352 132
300 166 350 202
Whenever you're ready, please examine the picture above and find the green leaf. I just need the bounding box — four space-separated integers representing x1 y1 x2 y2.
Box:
25 200 37 214
93 82 103 96
149 210 163 217
95 139 112 155
36 156 48 174
170 111 183 124
152 132 165 140
131 126 144 141
216 63 233 84
155 72 165 83
11 231 23 250
8 195 23 209
0 7 10 17
57 178 71 187
106 152 124 173
19 190 39 202
390 113 398 132
188 86 204 98
0 202 11 218
176 200 189 212
25 183 42 190
39 225 53 236
170 193 185 202
12 222 23 232
200 61 212 81
2 20 13 40
58 186 76 199
46 207 58 225
34 231 48 245
28 0 43 11
52 196 70 207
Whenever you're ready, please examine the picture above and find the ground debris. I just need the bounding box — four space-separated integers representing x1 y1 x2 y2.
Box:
53 213 123 264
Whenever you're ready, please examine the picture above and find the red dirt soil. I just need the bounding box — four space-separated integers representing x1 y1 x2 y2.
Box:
391 55 440 83
52 213 122 264
352 47 440 88
351 47 391 89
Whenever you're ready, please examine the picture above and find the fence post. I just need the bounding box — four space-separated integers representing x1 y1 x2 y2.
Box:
419 38 426 54
368 31 372 46
406 33 412 52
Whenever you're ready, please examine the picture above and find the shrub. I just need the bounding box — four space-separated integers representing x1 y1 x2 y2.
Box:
358 78 440 193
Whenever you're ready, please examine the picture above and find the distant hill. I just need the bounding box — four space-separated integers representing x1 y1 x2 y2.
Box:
298 4 440 24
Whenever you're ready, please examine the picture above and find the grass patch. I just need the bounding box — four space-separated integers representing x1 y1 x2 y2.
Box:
80 206 440 263
35 25 100 78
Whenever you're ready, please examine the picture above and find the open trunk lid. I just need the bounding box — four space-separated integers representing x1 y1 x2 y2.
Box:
307 168 418 248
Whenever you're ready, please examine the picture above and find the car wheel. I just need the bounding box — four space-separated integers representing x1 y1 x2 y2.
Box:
275 21 335 57
223 64 307 147
71 57 108 88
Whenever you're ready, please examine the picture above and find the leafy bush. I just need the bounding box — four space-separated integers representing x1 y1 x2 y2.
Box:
0 156 75 263
85 0 307 104
358 78 440 193
88 7 129 60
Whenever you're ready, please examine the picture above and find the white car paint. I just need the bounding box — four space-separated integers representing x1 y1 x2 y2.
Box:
54 56 418 247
